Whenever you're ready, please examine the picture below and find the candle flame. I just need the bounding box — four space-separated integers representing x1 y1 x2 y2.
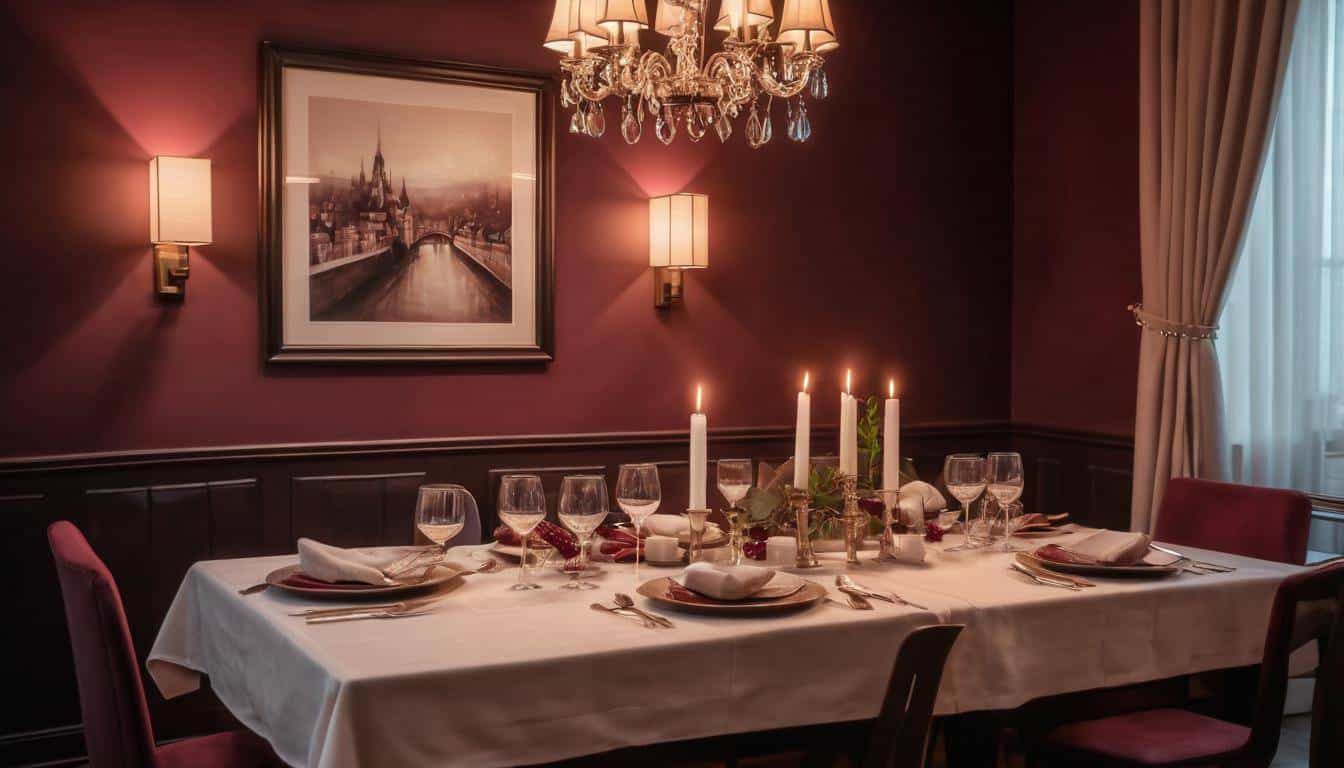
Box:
845 369 852 395
695 384 703 413
889 379 895 398
802 372 810 393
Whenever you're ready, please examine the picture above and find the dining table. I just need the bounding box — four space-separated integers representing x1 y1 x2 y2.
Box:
147 528 1302 768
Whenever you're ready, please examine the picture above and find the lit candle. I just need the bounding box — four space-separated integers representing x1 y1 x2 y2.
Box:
690 385 707 509
793 373 811 489
840 369 857 476
883 379 900 491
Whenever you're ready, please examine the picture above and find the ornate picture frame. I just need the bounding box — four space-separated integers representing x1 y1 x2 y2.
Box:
259 43 555 364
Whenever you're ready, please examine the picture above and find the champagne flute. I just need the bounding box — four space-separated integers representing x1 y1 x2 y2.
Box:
616 464 661 581
942 454 987 551
558 475 609 590
716 459 753 565
498 474 546 590
986 452 1025 552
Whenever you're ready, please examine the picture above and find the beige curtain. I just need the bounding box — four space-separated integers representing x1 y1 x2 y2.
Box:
1132 0 1301 532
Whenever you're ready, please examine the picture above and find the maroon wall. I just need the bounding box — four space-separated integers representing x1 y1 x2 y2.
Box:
0 0 1013 458
1011 0 1142 437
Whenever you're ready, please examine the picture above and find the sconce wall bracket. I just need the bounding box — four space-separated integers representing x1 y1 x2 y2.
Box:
154 244 191 300
653 266 685 308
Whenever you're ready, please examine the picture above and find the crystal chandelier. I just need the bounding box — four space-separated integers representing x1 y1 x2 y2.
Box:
542 0 839 148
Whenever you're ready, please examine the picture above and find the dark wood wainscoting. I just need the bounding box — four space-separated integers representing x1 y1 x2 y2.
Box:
0 422 1131 766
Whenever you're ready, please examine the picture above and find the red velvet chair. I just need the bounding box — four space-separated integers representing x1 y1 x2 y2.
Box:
48 521 281 768
1033 560 1344 767
1155 478 1312 565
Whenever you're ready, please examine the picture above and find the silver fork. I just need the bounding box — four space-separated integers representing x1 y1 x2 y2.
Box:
1010 561 1081 590
307 606 435 624
836 575 928 610
1149 544 1235 573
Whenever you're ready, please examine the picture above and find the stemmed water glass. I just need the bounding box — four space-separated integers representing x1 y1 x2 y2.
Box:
497 474 546 590
943 454 987 551
986 452 1025 552
716 459 753 565
616 464 661 581
415 484 472 549
557 475 609 590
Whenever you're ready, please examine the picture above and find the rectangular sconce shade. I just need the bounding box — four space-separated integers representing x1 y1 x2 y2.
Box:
150 156 212 245
649 193 708 269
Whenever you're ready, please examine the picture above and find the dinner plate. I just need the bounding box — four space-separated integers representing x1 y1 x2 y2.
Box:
262 564 462 599
635 575 826 615
1022 551 1181 578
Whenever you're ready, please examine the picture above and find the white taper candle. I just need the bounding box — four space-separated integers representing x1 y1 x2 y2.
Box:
883 379 900 491
690 385 707 509
793 373 811 489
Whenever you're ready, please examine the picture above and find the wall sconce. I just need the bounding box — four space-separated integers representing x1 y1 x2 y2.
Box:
149 156 212 300
649 192 708 308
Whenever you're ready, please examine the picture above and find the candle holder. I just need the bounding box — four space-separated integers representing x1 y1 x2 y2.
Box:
789 489 820 569
686 508 709 563
875 487 900 563
840 474 865 566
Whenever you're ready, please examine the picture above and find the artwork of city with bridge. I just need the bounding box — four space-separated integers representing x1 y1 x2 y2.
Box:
305 97 513 324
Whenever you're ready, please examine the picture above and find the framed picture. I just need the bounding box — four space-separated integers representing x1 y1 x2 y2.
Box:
259 43 554 363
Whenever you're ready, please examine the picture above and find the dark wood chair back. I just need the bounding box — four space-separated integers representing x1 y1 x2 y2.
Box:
863 623 964 768
1247 560 1344 765
1311 585 1343 767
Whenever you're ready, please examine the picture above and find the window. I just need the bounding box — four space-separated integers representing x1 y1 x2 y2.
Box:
1220 0 1344 559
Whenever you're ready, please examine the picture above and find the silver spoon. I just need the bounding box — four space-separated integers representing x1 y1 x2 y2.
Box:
613 593 674 628
589 603 657 628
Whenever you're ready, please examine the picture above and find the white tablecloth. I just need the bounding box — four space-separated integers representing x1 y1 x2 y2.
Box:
148 534 1300 768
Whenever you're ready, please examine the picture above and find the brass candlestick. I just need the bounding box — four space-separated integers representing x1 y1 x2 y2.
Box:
876 488 900 563
840 474 864 566
790 489 820 568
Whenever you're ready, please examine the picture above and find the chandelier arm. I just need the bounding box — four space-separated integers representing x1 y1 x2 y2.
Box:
627 50 673 96
568 57 616 102
704 51 756 113
756 54 820 100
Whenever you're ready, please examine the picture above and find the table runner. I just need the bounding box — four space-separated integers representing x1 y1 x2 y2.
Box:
148 535 1299 768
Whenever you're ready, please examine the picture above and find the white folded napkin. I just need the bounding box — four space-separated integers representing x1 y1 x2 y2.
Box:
297 538 429 585
641 514 725 542
678 562 776 600
1065 530 1152 565
900 481 947 518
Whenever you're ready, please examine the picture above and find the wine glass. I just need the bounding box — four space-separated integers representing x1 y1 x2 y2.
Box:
942 454 987 551
498 474 546 590
415 484 472 547
557 475 609 590
716 459 752 565
616 464 661 581
986 452 1025 551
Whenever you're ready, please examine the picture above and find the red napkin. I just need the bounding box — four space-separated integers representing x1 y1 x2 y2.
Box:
281 573 381 590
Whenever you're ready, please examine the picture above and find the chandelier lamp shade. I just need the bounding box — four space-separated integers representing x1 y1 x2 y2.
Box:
543 0 839 148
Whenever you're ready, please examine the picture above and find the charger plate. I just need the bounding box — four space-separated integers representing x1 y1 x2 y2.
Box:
1022 551 1181 578
635 576 826 615
263 564 461 599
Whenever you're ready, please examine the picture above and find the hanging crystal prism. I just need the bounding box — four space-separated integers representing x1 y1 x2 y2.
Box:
745 105 764 148
569 107 584 134
587 102 606 137
714 111 732 143
787 99 811 143
809 67 830 101
621 97 641 144
655 106 677 144
760 109 773 145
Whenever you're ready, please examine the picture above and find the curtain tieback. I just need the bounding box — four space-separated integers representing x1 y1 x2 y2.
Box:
1127 303 1218 340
